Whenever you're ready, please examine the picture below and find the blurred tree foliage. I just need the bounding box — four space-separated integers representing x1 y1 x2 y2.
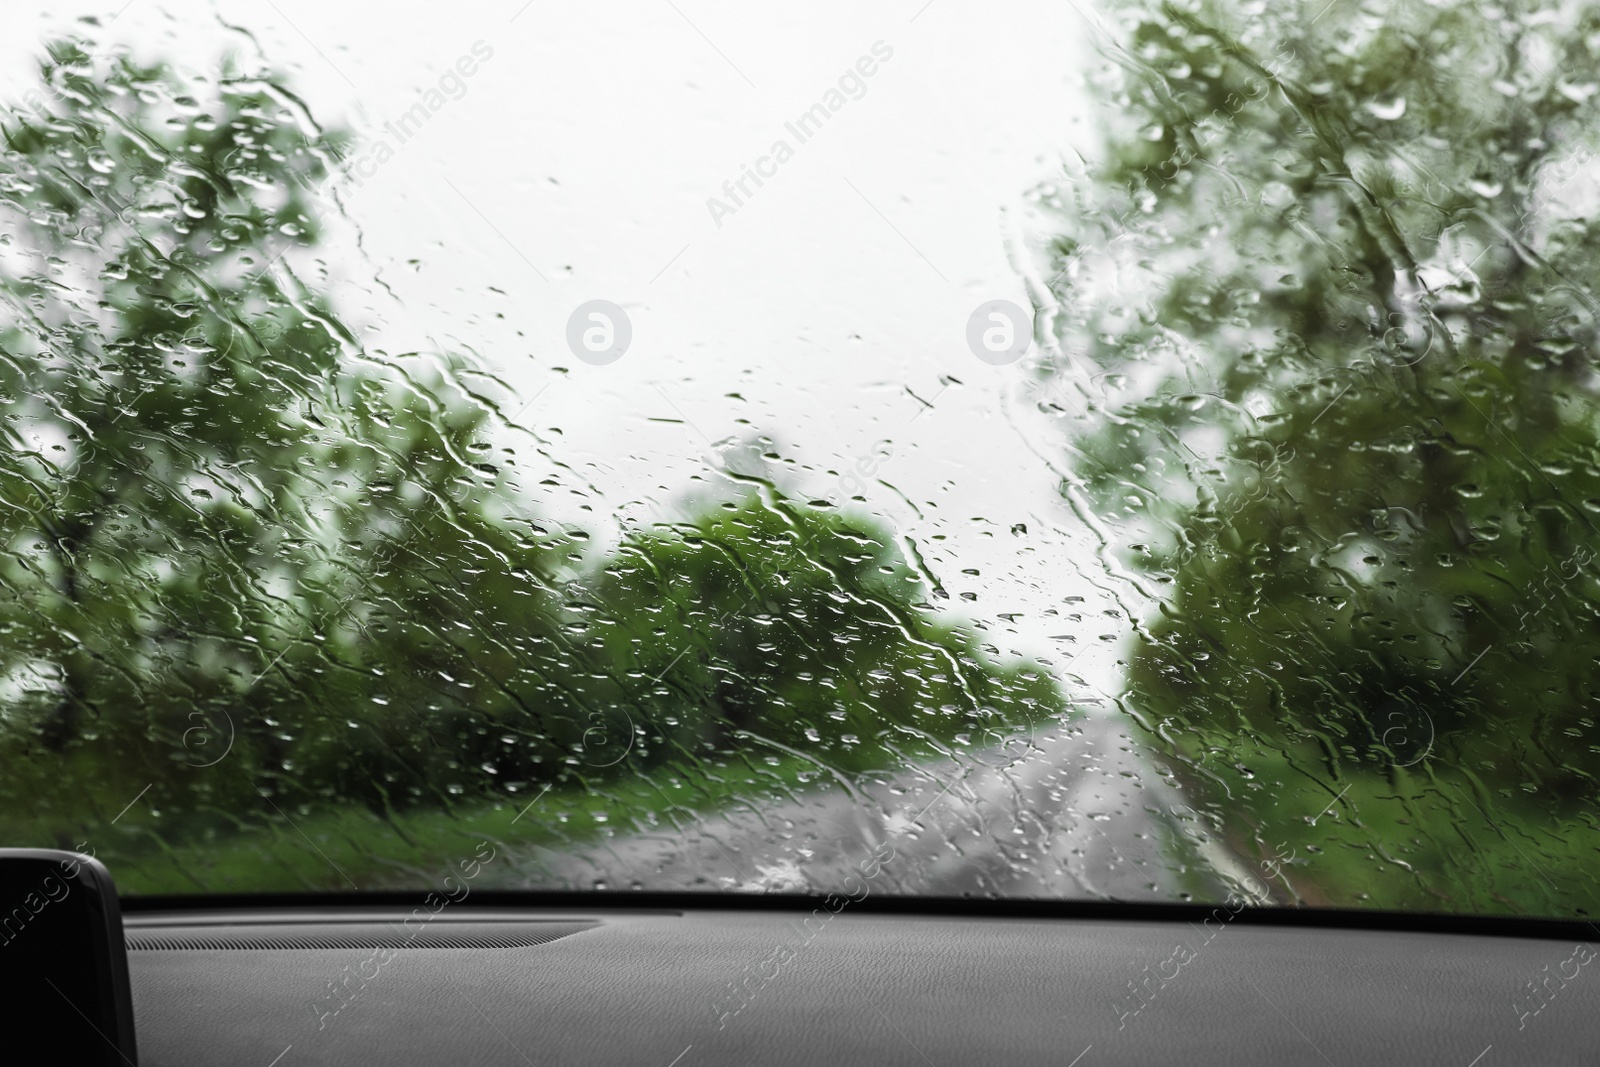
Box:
0 40 572 837
580 494 1058 777
1045 0 1600 913
0 40 1059 886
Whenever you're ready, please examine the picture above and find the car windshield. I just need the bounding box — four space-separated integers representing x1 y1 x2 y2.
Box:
2 0 1596 919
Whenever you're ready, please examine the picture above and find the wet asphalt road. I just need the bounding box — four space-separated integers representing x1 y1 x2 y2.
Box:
495 714 1268 903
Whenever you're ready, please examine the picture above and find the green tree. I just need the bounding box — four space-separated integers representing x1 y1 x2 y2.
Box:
0 40 1065 890
577 491 1060 782
0 39 570 846
1044 0 1600 913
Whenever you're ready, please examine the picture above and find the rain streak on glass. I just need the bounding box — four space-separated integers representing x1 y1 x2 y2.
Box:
0 0 1595 919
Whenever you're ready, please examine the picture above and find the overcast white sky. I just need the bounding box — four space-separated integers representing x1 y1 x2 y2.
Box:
0 0 1143 696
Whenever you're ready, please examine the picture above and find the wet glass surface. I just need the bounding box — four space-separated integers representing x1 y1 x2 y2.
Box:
1 0 1597 918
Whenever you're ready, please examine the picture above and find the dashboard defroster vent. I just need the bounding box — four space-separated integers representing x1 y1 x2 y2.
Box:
126 921 598 952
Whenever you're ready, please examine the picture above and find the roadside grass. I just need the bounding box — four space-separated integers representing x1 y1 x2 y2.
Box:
1187 748 1600 917
11 722 1593 914
66 751 892 895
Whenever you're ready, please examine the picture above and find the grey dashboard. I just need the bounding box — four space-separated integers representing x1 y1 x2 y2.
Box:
124 903 1598 1065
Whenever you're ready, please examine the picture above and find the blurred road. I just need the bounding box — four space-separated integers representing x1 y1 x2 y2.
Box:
497 714 1270 903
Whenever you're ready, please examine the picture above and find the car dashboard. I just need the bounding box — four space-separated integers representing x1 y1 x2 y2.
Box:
124 897 1599 1065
